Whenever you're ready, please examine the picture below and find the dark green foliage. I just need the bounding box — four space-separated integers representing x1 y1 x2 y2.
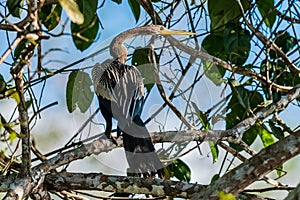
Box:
210 173 220 183
131 47 159 92
226 81 265 151
202 23 250 85
257 0 276 28
66 71 94 113
71 0 100 51
14 39 29 59
128 0 140 22
224 23 251 66
39 4 62 31
270 31 297 59
0 74 6 94
260 59 300 102
6 0 23 18
202 34 226 85
208 0 249 31
111 0 122 4
269 120 284 139
166 159 191 182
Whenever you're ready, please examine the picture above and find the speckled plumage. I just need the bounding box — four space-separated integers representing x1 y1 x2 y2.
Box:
92 59 164 177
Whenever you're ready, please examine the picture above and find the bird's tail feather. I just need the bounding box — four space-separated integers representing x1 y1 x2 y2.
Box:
121 116 164 178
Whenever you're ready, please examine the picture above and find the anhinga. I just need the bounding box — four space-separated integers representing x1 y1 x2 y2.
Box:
92 25 194 177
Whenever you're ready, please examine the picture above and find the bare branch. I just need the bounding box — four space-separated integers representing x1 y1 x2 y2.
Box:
191 132 300 199
45 171 204 198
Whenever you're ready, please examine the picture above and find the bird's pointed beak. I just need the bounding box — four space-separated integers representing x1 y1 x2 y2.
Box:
160 29 195 35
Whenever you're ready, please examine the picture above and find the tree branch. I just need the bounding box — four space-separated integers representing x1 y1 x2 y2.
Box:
45 171 204 198
45 171 272 199
191 132 300 199
234 0 300 74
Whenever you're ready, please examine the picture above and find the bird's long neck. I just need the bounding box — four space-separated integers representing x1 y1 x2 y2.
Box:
110 26 154 63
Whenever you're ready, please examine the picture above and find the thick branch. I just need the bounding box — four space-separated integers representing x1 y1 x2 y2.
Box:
45 171 204 198
44 172 271 199
191 132 300 199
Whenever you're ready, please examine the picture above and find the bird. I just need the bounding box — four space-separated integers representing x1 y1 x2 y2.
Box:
92 25 194 177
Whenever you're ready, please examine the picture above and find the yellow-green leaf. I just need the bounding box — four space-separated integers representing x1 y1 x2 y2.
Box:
58 0 84 25
218 191 236 200
6 89 20 104
9 131 18 144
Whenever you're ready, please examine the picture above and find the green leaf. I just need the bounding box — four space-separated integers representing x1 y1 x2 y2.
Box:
39 4 62 31
210 173 220 183
112 0 122 4
5 89 20 104
25 100 33 110
14 39 28 59
0 74 6 94
202 34 226 85
6 0 23 18
218 191 236 200
70 0 99 51
228 81 250 112
131 47 159 92
276 165 283 177
76 0 98 26
226 83 264 151
9 131 18 144
71 15 99 51
166 159 191 182
270 31 297 58
224 23 251 66
256 0 276 28
58 0 84 25
209 141 219 163
208 0 249 31
128 0 141 23
191 102 210 130
257 124 274 147
269 120 284 139
66 71 94 113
